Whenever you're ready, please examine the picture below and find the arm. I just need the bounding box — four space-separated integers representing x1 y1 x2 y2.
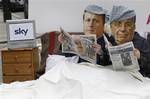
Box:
137 40 150 76
138 40 150 66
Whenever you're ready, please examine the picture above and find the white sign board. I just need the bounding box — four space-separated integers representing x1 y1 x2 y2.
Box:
9 22 34 41
6 19 36 49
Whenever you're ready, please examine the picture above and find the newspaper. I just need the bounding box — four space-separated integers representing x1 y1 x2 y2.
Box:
60 28 96 64
107 41 139 71
103 34 139 71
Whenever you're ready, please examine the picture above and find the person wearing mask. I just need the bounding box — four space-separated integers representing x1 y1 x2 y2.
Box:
108 5 150 76
58 4 114 66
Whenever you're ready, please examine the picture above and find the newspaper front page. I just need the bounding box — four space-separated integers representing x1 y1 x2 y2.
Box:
60 28 96 63
60 28 77 53
108 41 139 71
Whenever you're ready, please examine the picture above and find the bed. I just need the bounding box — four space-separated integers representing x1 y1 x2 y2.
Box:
1 55 150 99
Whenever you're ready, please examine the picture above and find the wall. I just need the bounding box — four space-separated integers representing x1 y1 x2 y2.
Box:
29 0 150 37
29 0 89 34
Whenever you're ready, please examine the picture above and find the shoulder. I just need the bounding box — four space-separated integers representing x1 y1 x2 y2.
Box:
133 32 148 45
133 32 150 49
133 32 146 41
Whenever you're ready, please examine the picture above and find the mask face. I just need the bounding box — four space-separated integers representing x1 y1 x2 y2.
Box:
110 18 135 44
83 12 104 38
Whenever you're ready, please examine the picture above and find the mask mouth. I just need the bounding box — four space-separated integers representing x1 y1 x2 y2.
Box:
85 29 95 34
87 30 95 33
116 34 128 38
115 34 127 44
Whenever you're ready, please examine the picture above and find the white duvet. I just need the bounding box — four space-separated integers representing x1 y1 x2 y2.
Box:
1 55 150 99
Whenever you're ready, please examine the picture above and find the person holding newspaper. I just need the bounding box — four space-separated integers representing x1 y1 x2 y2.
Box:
58 5 114 66
108 5 150 76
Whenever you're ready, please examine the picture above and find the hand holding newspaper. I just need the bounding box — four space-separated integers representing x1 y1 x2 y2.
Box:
103 34 139 71
60 27 96 64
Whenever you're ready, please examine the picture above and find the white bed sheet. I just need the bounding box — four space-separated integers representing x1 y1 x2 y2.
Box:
0 81 36 99
1 55 150 99
43 60 150 99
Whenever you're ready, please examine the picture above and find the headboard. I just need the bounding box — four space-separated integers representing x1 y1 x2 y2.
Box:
37 31 84 77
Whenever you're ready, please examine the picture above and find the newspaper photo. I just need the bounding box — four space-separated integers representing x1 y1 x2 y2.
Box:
108 41 139 71
60 27 77 53
60 28 96 63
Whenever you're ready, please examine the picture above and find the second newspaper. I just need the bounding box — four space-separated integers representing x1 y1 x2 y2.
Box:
108 41 139 71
